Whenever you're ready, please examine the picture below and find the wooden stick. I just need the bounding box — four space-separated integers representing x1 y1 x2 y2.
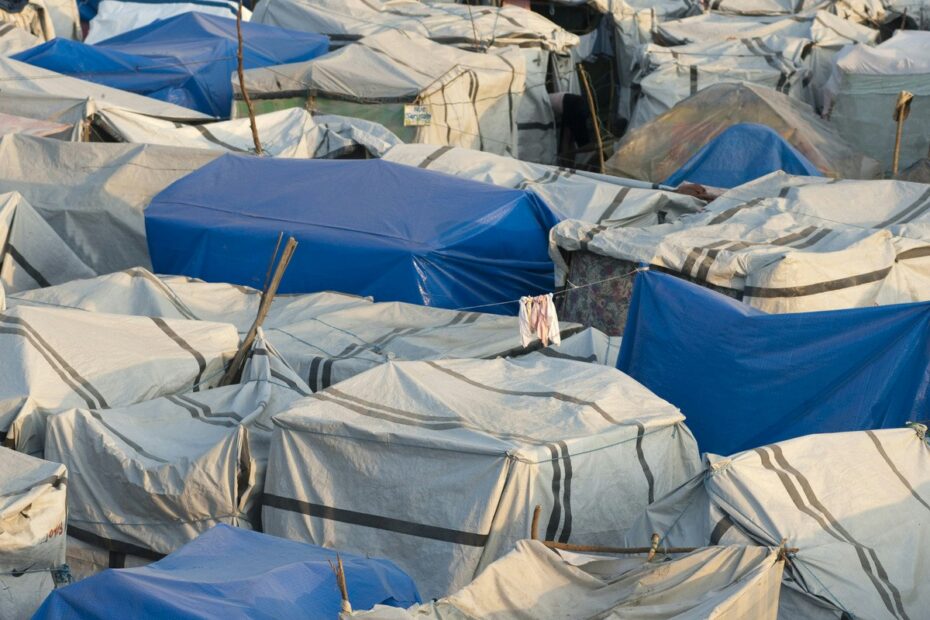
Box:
646 533 660 561
892 90 914 176
329 555 352 614
577 64 605 174
236 0 263 155
218 236 297 385
531 505 541 540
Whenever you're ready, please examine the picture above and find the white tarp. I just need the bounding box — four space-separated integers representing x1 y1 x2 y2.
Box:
86 0 247 44
239 30 526 157
40 0 80 40
624 425 930 620
7 268 589 391
263 357 702 598
705 0 885 21
629 35 812 129
553 175 930 312
0 112 72 139
609 82 882 183
353 540 784 620
96 108 402 158
44 332 311 559
0 448 67 620
0 136 219 277
0 24 41 55
825 30 930 172
0 304 238 453
382 143 705 223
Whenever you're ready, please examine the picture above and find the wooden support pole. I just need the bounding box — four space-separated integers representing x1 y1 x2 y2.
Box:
531 505 541 540
892 90 914 176
329 555 352 614
236 0 263 155
577 64 605 174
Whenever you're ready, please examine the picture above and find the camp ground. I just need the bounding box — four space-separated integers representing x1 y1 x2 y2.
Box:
1 0 929 618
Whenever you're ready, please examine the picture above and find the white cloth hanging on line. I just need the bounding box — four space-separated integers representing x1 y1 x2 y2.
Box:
519 293 561 348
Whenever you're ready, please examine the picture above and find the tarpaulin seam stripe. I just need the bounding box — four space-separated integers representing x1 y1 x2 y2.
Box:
151 317 208 392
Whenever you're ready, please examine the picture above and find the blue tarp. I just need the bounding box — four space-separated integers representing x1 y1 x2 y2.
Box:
663 123 822 189
79 0 244 22
145 155 559 313
33 524 420 619
618 270 930 456
13 13 328 117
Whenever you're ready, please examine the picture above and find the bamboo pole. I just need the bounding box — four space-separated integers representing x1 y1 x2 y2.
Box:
892 90 914 176
576 64 605 174
329 555 352 614
236 0 263 155
218 235 297 385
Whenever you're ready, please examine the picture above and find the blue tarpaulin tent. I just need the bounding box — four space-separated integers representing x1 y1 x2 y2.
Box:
145 155 559 313
663 123 822 189
618 270 930 455
13 13 329 117
33 524 420 619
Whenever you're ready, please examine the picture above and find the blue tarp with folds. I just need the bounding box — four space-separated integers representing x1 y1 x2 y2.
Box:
663 123 822 189
618 270 930 456
33 524 420 619
145 155 559 313
13 13 328 117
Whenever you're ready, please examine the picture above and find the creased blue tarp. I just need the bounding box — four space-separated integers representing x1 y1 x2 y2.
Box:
145 154 558 313
13 13 328 117
617 270 930 456
663 123 822 189
33 524 420 619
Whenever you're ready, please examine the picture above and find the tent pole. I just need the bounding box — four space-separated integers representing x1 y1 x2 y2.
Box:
236 0 263 155
892 90 913 177
577 65 605 174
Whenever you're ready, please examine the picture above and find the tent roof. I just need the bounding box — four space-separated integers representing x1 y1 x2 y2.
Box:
0 446 65 499
833 30 930 76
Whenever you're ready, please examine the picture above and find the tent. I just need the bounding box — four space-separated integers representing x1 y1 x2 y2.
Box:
14 13 329 118
664 123 822 188
8 268 588 390
263 356 702 598
608 83 881 183
617 270 930 455
44 333 310 560
382 144 705 223
352 540 785 620
145 154 559 312
0 447 67 620
0 24 40 55
825 30 930 172
96 107 401 158
0 304 237 454
629 35 812 129
625 425 930 619
704 0 884 20
85 0 246 42
34 524 421 619
238 31 526 158
0 136 219 281
250 0 581 164
0 112 71 139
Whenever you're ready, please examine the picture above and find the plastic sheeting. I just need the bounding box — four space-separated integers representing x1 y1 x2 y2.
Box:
14 13 329 117
0 24 40 55
239 30 526 158
383 144 704 223
608 82 881 182
145 154 559 313
0 448 67 620
624 426 930 620
0 112 71 139
617 270 930 455
825 30 930 172
97 107 402 158
85 0 245 42
33 524 421 619
352 541 784 620
263 357 702 598
664 123 822 188
0 135 220 277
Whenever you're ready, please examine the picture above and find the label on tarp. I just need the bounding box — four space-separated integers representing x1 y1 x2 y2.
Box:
404 105 432 126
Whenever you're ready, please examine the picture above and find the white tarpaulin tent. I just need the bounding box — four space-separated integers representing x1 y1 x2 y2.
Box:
609 83 881 183
96 108 402 158
86 0 247 44
44 333 311 562
629 35 812 129
553 175 930 312
251 0 580 164
238 30 526 157
0 304 237 454
704 0 884 21
263 357 702 598
0 136 219 277
825 30 930 172
0 448 67 620
382 143 705 223
0 24 41 56
7 268 589 391
352 540 785 620
0 112 72 139
624 425 930 620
